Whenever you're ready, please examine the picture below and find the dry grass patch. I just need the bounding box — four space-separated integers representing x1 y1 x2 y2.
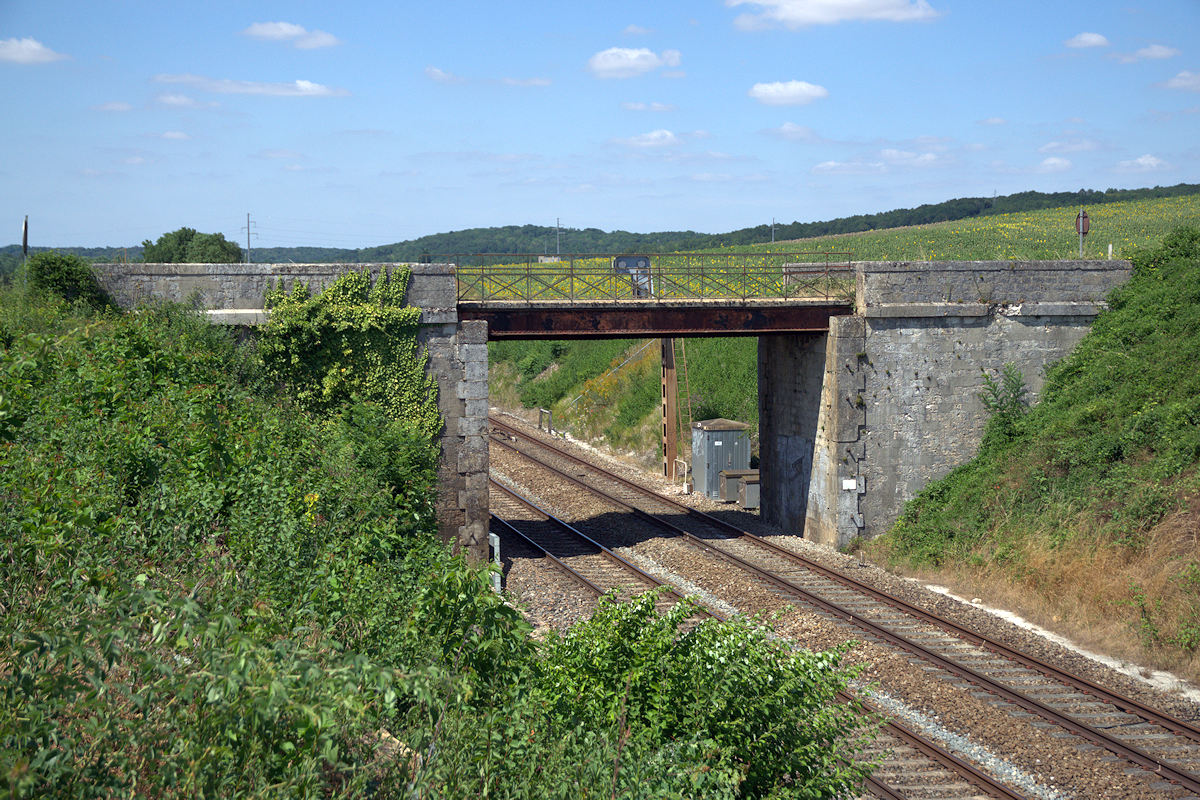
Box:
877 488 1200 682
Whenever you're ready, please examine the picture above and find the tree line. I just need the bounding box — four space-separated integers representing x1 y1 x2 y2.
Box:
4 182 1197 275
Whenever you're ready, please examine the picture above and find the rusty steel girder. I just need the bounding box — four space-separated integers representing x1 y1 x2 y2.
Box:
458 301 852 339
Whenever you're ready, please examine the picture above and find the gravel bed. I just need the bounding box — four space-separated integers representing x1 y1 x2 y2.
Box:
489 411 1198 799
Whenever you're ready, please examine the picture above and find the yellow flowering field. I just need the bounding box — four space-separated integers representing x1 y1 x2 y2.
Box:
755 194 1200 261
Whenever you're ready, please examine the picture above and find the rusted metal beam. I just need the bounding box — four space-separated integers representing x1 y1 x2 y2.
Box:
661 338 678 479
460 302 851 339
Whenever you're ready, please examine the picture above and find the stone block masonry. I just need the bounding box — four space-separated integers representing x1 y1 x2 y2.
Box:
758 260 1132 550
812 259 1131 548
93 262 490 561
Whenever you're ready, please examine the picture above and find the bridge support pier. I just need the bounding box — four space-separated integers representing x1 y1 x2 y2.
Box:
757 332 828 533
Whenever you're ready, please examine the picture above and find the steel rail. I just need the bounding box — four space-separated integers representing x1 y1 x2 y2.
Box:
489 421 1200 795
489 512 607 597
491 479 1020 800
490 478 693 609
491 416 1200 742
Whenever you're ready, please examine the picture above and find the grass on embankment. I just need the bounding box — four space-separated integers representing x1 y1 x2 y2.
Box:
870 227 1200 679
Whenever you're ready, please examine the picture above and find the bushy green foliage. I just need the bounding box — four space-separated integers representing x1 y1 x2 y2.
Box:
2 289 880 798
142 226 243 263
0 292 443 796
261 269 441 438
25 250 113 310
539 593 877 799
888 226 1200 566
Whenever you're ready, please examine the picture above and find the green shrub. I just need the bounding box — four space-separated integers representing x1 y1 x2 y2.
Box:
538 592 878 799
25 251 113 310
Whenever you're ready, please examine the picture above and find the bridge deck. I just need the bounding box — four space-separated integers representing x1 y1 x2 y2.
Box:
458 297 853 339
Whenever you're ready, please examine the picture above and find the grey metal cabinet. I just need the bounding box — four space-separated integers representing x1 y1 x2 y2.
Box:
691 418 750 499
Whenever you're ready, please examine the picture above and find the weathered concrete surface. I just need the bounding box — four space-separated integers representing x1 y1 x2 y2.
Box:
94 262 489 560
759 260 1132 549
757 332 827 530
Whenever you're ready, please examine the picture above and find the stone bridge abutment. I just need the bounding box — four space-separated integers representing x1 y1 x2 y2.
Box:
759 259 1131 548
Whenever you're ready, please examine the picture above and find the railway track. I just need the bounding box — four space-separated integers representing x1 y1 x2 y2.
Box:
489 414 1200 799
490 473 1028 800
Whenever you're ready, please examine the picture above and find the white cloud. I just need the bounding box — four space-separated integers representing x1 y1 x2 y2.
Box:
160 131 190 140
1138 44 1179 59
242 22 341 49
881 148 939 166
1065 32 1109 48
1117 43 1180 63
155 73 348 97
425 66 464 84
978 117 1006 126
257 149 303 160
812 159 885 174
502 77 551 87
748 80 828 105
728 0 937 30
1037 156 1072 173
770 122 820 141
1165 71 1200 91
124 156 146 165
1116 154 1167 172
0 37 68 64
689 172 768 183
588 47 681 79
622 101 676 112
93 101 132 112
155 93 217 108
618 129 679 148
624 24 652 35
1038 139 1099 154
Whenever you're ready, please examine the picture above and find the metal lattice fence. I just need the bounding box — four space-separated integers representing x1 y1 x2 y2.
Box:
453 252 853 304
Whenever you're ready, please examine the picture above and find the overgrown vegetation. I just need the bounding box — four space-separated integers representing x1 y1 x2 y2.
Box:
261 269 441 438
1 274 877 796
876 226 1200 666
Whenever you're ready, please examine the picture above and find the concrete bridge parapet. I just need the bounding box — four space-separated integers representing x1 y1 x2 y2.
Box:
93 262 490 560
760 259 1131 549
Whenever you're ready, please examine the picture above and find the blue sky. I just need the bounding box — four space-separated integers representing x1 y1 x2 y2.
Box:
2 1 1198 249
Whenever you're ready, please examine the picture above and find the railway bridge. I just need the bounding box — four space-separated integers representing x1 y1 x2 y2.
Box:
95 254 1130 559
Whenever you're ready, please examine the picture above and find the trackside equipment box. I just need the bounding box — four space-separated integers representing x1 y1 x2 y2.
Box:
718 469 758 503
692 418 751 499
739 474 760 510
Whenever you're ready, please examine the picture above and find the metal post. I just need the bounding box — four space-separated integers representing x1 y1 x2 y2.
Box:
661 338 678 478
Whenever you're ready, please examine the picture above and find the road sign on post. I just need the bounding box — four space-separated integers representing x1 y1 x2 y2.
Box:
1076 208 1090 257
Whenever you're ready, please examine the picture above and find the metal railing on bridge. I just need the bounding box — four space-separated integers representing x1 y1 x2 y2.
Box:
452 252 853 304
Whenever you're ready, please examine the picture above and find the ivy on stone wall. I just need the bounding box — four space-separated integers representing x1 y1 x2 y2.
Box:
260 268 441 438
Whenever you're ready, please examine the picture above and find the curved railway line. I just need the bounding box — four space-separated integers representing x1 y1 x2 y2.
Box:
489 414 1200 800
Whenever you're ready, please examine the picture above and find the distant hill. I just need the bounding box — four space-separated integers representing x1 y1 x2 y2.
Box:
3 183 1197 277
